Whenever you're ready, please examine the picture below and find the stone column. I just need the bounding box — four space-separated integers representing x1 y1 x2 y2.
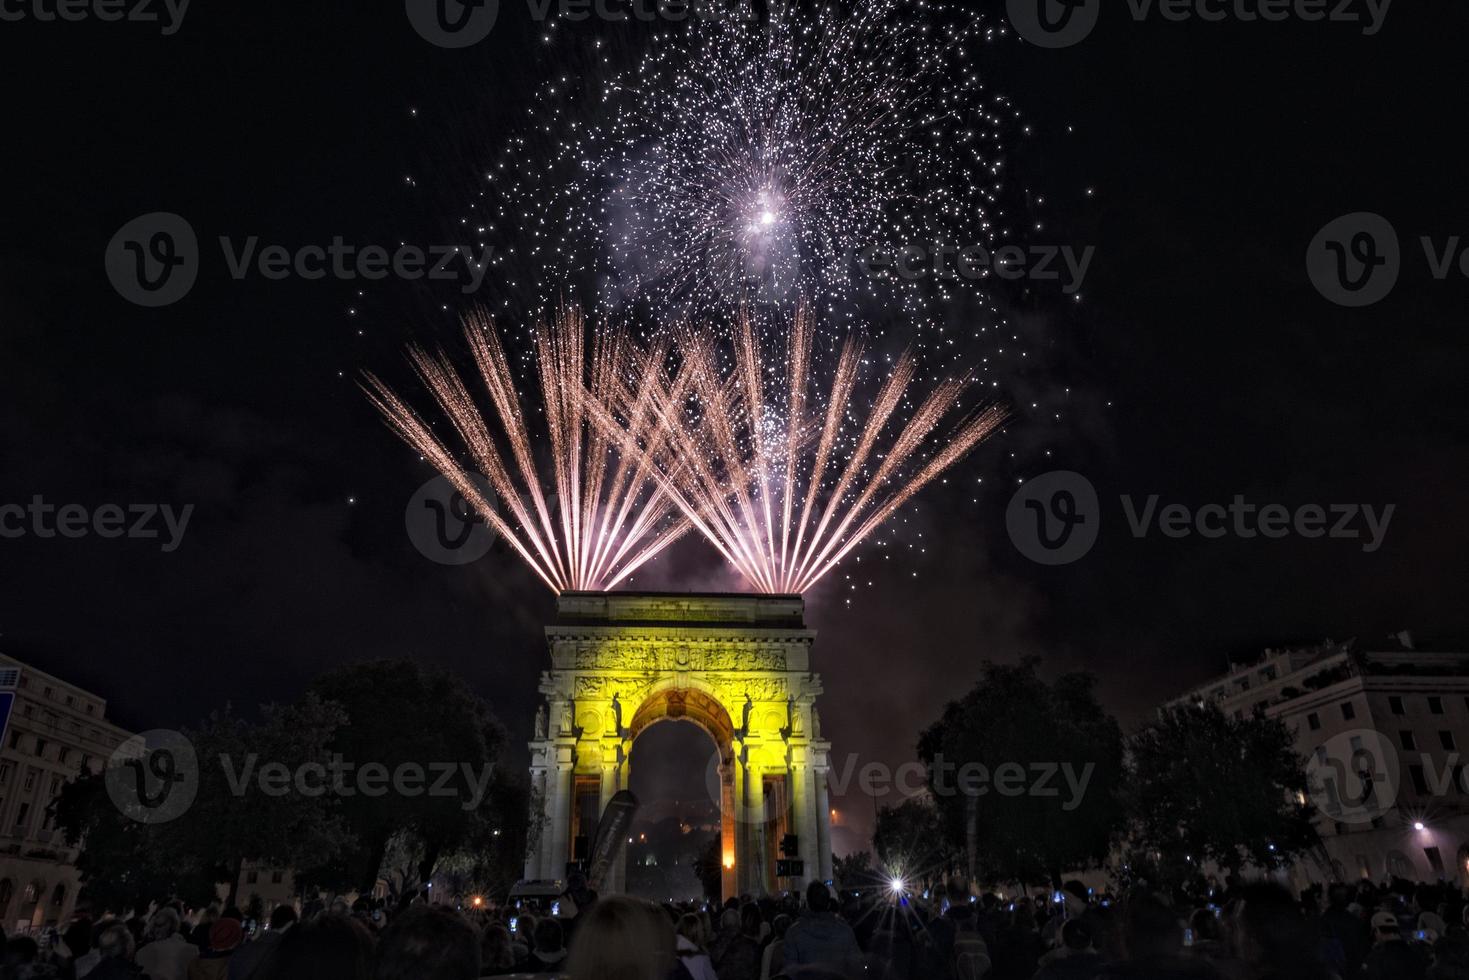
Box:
598 759 620 893
720 760 737 902
524 764 549 880
746 763 767 896
790 759 818 890
815 768 833 881
547 761 574 881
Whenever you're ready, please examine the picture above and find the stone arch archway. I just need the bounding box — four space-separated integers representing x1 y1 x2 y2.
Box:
626 683 740 898
525 592 834 900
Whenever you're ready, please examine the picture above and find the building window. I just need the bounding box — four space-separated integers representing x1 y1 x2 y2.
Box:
1441 731 1457 752
50 884 66 908
271 871 284 884
1426 847 1446 875
33 738 47 759
85 704 94 715
1429 696 1444 715
7 733 20 751
42 687 51 699
1390 696 1405 715
1400 731 1417 751
64 695 73 706
246 871 258 885
21 706 32 719
1307 713 1321 731
14 803 30 828
1238 677 1251 691
1261 666 1277 681
1410 765 1430 796
1342 702 1356 721
0 764 9 786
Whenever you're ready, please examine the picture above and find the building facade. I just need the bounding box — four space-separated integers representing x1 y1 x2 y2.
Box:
1169 637 1469 888
524 592 835 901
0 656 132 932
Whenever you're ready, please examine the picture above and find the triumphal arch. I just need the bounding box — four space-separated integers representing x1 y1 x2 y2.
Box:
523 592 834 900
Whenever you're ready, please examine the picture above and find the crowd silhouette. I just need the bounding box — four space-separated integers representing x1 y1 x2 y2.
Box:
5 874 1468 979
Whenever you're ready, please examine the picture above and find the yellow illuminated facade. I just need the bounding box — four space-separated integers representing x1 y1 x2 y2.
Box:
524 592 834 900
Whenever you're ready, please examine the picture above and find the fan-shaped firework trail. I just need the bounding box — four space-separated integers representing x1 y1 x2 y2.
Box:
364 309 690 593
473 0 1020 346
590 308 1008 594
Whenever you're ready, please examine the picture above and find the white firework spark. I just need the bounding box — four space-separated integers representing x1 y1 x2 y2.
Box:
471 0 1019 341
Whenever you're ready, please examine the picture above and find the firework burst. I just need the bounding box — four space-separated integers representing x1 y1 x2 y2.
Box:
588 307 1008 594
364 309 690 593
474 0 1019 343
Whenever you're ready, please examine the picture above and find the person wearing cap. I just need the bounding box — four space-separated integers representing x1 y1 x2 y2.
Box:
187 918 244 980
1364 908 1430 979
1371 910 1402 946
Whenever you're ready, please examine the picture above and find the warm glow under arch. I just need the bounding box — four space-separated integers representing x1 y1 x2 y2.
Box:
524 592 834 900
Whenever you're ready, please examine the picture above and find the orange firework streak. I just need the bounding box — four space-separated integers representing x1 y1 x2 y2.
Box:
364 308 690 593
588 308 1009 594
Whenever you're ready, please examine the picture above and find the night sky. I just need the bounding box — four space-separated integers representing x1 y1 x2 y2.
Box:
2 1 1467 851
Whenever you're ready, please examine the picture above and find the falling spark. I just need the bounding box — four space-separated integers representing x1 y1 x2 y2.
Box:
589 307 1007 594
364 308 690 593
